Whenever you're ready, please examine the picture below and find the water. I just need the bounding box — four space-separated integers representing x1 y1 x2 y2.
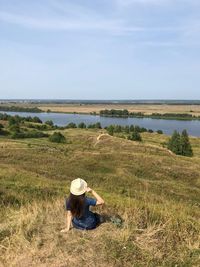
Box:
2 111 200 137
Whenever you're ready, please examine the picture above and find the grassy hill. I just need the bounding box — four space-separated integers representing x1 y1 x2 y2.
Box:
0 129 200 267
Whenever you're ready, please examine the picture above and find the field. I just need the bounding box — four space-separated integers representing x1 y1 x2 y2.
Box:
39 104 200 116
1 102 200 116
0 128 200 266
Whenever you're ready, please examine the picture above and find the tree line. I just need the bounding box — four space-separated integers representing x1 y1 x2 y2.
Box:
105 124 193 157
100 109 200 120
0 106 42 113
0 113 42 124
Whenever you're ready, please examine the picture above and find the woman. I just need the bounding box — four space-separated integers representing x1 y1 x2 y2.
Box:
61 178 104 232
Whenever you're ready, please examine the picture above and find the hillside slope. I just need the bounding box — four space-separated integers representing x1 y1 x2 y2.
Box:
0 129 200 267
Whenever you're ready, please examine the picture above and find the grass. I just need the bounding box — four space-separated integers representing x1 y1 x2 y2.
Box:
1 102 200 115
0 128 200 266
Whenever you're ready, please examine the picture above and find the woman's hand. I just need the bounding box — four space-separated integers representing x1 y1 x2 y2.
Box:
86 187 92 193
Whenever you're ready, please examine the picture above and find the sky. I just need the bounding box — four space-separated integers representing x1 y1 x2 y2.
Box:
0 0 200 100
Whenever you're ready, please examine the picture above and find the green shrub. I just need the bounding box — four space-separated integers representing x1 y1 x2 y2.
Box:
45 120 54 127
9 124 20 133
87 122 102 129
78 122 86 128
66 122 77 128
0 123 8 136
128 130 142 142
11 130 48 139
49 132 66 143
114 125 122 133
27 123 48 130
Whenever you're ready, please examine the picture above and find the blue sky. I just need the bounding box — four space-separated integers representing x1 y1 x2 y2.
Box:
0 0 200 99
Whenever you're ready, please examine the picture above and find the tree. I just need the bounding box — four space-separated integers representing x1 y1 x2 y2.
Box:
95 122 102 129
0 123 5 135
124 126 130 134
78 122 86 128
32 116 42 123
140 127 147 133
45 120 54 127
107 125 114 136
9 124 20 133
114 125 122 133
129 125 135 132
180 130 193 157
8 117 17 126
134 125 141 132
66 122 77 128
167 130 182 155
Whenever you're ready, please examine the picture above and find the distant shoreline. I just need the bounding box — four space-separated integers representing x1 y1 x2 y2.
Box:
1 103 200 121
1 99 200 105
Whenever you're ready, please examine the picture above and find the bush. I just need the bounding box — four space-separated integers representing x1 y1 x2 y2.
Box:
0 123 8 136
114 125 122 133
87 122 102 129
124 126 130 133
32 116 42 123
128 130 142 142
49 132 66 143
66 122 77 128
94 122 102 129
157 130 163 134
11 130 49 139
8 117 18 126
78 122 86 129
45 120 54 127
9 124 20 133
27 123 48 130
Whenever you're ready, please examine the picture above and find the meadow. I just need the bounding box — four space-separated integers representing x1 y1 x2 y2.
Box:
1 102 200 116
0 127 200 266
39 104 200 116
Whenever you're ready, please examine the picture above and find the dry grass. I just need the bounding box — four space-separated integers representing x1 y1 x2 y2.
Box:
37 104 200 115
0 129 200 266
1 102 200 115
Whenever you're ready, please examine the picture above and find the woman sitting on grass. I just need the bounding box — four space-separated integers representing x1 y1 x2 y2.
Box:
61 178 104 232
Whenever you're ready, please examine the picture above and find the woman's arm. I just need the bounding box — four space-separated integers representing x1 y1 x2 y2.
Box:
61 210 72 233
87 187 105 205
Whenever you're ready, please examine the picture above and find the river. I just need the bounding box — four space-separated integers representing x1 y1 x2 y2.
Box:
2 111 200 137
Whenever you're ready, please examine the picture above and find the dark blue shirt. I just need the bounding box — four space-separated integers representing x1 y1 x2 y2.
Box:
65 197 98 230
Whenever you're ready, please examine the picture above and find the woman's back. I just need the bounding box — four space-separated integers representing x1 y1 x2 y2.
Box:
66 196 99 230
61 178 104 232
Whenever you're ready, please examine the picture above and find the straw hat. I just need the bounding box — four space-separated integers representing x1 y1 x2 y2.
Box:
70 178 87 196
